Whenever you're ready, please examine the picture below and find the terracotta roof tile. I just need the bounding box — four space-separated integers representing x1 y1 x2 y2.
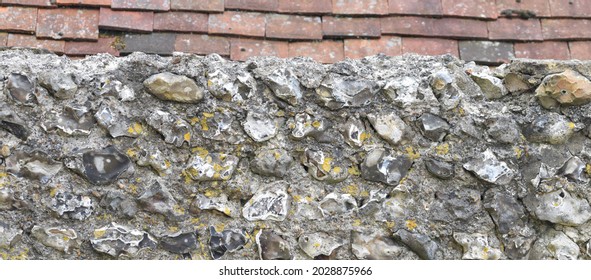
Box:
345 36 401 59
230 38 288 61
0 6 38 33
175 34 230 56
36 8 99 40
277 0 332 14
99 8 154 33
56 0 112 6
388 0 442 16
497 0 551 17
225 0 278 12
441 0 497 19
7 33 65 53
65 36 120 55
332 0 388 15
323 16 381 38
488 18 543 41
402 37 459 56
266 14 322 40
153 11 208 33
515 41 570 60
289 40 344 64
209 11 266 37
111 0 170 11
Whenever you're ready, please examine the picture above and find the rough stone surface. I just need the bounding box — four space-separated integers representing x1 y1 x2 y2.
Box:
1 50 591 260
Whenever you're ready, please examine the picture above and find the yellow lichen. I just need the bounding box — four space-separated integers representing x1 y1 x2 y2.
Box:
273 151 281 160
173 204 186 215
405 219 418 231
348 165 361 176
126 148 138 158
168 226 179 232
342 185 359 196
321 157 332 173
93 229 106 239
183 132 191 142
435 143 449 155
191 147 209 159
49 187 59 197
352 219 362 227
312 120 322 128
292 195 302 202
127 122 144 135
359 132 371 142
514 147 524 159
202 112 215 118
586 164 591 175
223 207 232 216
568 122 576 129
214 223 225 232
332 166 342 173
385 221 396 229
405 146 421 160
313 242 321 248
189 117 199 125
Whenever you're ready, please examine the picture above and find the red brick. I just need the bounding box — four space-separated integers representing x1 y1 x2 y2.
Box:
441 0 497 19
488 18 543 41
289 40 344 64
175 34 230 56
569 41 591 60
0 33 7 46
56 0 112 6
382 16 488 39
266 14 321 40
322 16 380 38
515 41 570 60
277 0 332 14
542 19 591 40
36 9 99 40
64 37 120 56
3 0 53 6
402 37 459 57
225 0 278 12
332 0 388 15
549 0 591 17
0 7 37 33
344 36 401 59
388 0 442 15
112 0 170 11
99 8 153 33
6 33 65 53
209 11 266 37
497 0 551 17
153 12 208 33
230 38 288 61
171 0 224 12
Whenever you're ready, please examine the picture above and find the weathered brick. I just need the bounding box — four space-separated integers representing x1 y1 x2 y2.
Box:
549 0 591 17
230 38 288 61
36 9 99 40
112 0 170 11
171 0 224 12
322 16 380 38
65 37 120 56
332 0 388 15
266 14 321 40
3 0 53 7
153 11 208 33
388 0 442 15
542 19 591 40
441 0 497 19
382 16 488 39
459 41 514 65
225 0 278 12
488 18 543 41
277 0 332 14
514 41 570 60
175 34 230 56
0 33 7 46
56 0 112 6
402 37 458 57
289 40 344 64
569 41 591 60
99 8 153 33
121 33 176 55
209 11 266 37
0 7 37 33
497 0 550 17
345 36 401 59
6 33 65 53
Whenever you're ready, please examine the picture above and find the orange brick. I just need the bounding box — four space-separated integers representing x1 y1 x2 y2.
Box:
323 16 380 38
56 0 111 5
402 37 459 57
332 0 388 15
65 37 120 56
171 0 224 12
175 34 230 56
441 0 497 19
345 36 401 59
99 8 153 32
154 11 208 33
488 18 543 41
111 0 170 11
266 14 322 40
277 0 332 14
570 41 591 60
36 9 99 40
225 0 278 12
0 6 37 33
388 0 442 15
515 41 570 60
7 33 65 53
209 11 266 37
289 40 344 64
231 39 288 61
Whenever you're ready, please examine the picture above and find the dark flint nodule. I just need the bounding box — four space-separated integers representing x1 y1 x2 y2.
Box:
82 146 131 185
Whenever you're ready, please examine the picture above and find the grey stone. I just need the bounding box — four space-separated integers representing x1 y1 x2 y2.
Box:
424 158 454 179
256 230 292 260
463 149 515 185
418 113 450 142
529 230 579 260
522 112 575 144
38 72 78 99
144 72 204 103
361 148 412 186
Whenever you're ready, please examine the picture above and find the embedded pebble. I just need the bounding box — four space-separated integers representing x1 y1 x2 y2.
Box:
31 226 80 253
242 182 290 221
90 223 157 257
143 72 204 103
256 230 292 260
536 69 591 109
298 232 344 259
183 152 239 181
367 112 407 146
361 148 412 186
463 149 515 185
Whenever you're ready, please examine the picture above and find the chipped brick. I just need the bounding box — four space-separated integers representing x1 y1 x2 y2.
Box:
153 11 208 33
175 34 230 56
277 0 332 14
56 0 112 6
231 38 288 61
7 33 65 53
569 41 591 60
0 6 37 33
388 0 442 15
549 0 591 17
332 0 388 15
459 41 514 65
322 16 380 38
345 36 401 59
382 16 488 39
171 0 224 12
542 19 591 40
441 0 497 19
225 0 278 12
36 9 99 40
266 14 322 40
121 33 176 55
497 0 550 17
209 11 266 37
402 37 458 57
289 40 344 64
65 37 120 56
112 0 170 11
488 18 543 41
3 0 53 7
99 8 153 33
515 41 570 60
